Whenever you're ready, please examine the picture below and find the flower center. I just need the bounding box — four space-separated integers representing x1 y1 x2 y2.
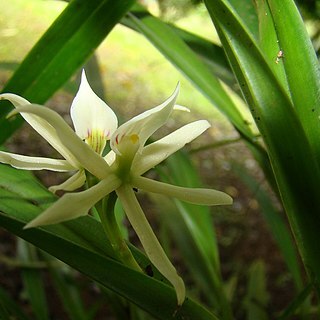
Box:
85 129 108 155
114 133 140 180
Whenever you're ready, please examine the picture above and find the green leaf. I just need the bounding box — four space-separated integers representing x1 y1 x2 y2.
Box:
0 285 31 320
170 27 234 84
204 0 320 293
0 0 135 144
243 261 269 320
228 0 259 39
18 240 49 320
277 282 314 320
0 165 161 277
232 163 302 291
0 213 219 320
0 165 218 320
125 4 255 142
254 0 289 93
155 151 233 319
43 253 89 320
123 15 236 90
266 0 320 162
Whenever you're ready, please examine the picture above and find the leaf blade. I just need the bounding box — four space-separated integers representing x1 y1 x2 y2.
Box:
126 5 255 141
204 0 320 293
0 0 135 144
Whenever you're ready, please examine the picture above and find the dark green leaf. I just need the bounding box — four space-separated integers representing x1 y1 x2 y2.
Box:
0 0 136 144
126 4 255 142
43 254 89 320
0 165 218 320
0 286 31 320
243 261 269 320
0 212 219 320
18 240 49 320
232 163 302 291
204 0 320 293
155 151 233 319
228 0 259 39
277 282 314 320
266 0 320 162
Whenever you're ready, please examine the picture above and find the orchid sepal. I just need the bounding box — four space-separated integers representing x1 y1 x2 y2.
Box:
8 105 111 180
48 170 86 193
132 176 233 206
0 151 74 171
133 120 211 175
0 94 80 168
24 174 121 229
116 184 186 305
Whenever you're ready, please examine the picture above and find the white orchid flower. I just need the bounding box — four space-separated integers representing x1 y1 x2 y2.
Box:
0 70 232 305
0 71 116 192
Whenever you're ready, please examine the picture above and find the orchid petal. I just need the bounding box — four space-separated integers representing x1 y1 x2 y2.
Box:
8 105 111 180
0 94 80 168
70 70 118 140
132 176 233 206
116 184 185 305
133 120 211 175
0 151 74 171
25 174 121 228
110 84 179 153
49 170 86 193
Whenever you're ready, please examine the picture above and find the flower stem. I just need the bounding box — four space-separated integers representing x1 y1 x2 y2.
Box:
97 191 142 272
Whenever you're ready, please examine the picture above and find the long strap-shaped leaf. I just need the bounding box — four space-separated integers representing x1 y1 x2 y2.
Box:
126 4 255 142
0 165 219 319
122 14 237 89
0 0 135 144
265 0 320 162
0 215 218 320
204 0 320 292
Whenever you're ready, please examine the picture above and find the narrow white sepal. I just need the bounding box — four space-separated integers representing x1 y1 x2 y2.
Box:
133 120 211 175
8 105 111 180
1 94 80 168
24 175 121 229
0 151 74 171
133 176 233 206
116 184 186 305
49 170 86 193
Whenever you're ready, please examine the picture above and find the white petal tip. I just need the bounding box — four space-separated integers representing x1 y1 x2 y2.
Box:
207 190 233 206
174 82 180 95
174 104 190 112
48 186 58 194
6 109 18 119
23 221 37 229
81 69 88 82
223 194 233 205
175 276 186 306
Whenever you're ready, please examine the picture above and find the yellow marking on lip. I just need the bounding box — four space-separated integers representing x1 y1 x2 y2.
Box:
130 134 139 144
86 129 107 154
